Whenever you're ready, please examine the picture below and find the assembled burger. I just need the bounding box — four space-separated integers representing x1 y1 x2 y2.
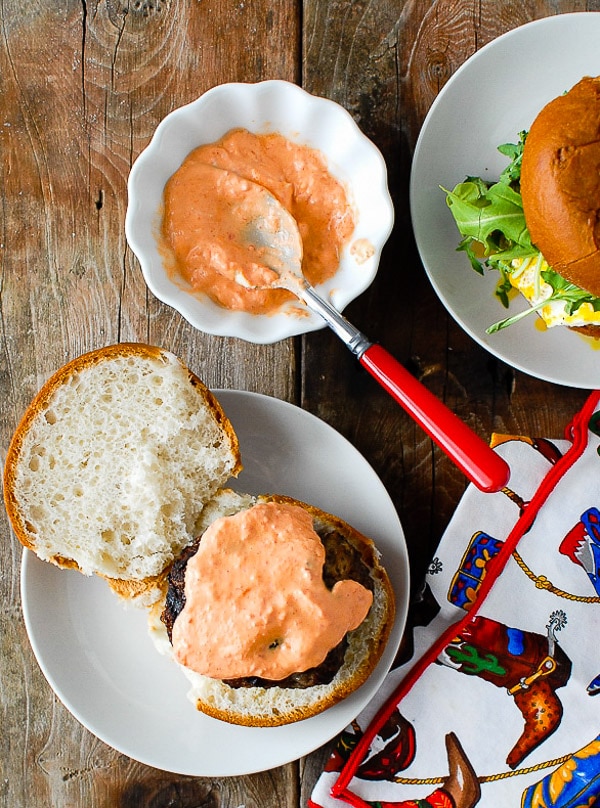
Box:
444 76 600 335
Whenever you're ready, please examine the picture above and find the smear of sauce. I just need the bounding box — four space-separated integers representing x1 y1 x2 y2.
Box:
171 502 373 681
350 238 375 264
161 128 356 315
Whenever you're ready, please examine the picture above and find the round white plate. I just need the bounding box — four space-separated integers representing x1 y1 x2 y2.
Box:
21 390 409 777
410 12 600 389
126 80 393 344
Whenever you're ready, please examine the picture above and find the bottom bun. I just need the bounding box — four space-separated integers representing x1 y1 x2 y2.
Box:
148 490 395 727
568 322 600 339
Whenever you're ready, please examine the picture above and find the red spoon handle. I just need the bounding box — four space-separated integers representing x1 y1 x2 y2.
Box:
359 344 510 493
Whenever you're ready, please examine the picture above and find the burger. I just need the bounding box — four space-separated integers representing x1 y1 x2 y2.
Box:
444 76 600 335
150 489 395 727
3 343 395 726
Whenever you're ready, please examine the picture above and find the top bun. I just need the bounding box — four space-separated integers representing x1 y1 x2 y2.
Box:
3 343 241 600
520 76 600 296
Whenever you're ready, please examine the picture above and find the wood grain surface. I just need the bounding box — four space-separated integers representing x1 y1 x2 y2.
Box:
1 1 598 806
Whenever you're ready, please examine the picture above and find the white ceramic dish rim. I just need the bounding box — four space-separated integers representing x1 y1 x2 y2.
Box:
20 389 410 777
125 80 394 344
410 12 600 389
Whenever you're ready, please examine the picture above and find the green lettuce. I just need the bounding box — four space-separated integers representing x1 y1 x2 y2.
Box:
442 132 600 333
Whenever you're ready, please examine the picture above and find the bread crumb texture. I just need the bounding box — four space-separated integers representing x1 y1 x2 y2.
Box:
9 348 239 580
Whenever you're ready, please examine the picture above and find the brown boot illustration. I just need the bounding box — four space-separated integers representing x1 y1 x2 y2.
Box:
442 732 481 808
363 731 481 808
439 615 571 769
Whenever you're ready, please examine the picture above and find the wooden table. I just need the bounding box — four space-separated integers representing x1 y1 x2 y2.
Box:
1 2 598 806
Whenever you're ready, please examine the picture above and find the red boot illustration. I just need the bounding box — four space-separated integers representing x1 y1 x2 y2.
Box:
324 710 416 777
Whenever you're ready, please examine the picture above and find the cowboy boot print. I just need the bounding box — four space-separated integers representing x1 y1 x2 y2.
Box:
439 616 571 769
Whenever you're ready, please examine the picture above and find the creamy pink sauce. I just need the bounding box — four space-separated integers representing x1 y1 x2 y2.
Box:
161 128 356 315
171 502 373 681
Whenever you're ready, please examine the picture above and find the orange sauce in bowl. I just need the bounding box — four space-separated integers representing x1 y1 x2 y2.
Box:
160 129 356 315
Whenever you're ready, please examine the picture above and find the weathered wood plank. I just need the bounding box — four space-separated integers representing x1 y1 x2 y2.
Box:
1 1 300 806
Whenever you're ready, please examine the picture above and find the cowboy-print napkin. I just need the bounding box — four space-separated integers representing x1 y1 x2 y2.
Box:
311 391 600 808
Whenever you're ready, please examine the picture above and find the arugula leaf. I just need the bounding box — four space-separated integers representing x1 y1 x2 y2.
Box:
497 132 527 184
494 266 513 309
541 270 600 315
486 301 548 333
442 134 532 266
442 131 600 332
487 266 600 333
444 180 533 259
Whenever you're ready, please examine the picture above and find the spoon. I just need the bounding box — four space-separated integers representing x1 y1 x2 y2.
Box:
234 177 511 493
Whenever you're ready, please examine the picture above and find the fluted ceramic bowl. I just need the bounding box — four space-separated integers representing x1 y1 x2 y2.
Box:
125 80 394 344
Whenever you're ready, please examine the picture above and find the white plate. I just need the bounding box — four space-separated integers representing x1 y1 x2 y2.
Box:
126 80 394 344
410 12 600 389
21 390 409 776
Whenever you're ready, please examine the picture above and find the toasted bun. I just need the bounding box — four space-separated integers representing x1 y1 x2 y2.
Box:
3 344 241 601
566 322 600 338
148 490 395 727
520 76 600 297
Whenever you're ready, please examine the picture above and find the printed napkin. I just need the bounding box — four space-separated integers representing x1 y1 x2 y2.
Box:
311 391 600 808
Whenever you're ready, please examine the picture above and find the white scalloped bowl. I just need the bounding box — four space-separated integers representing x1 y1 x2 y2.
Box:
125 81 394 344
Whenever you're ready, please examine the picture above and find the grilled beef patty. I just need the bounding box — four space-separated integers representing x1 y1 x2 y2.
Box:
161 525 374 689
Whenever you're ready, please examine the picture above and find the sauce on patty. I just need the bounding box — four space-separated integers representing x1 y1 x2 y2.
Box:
171 502 373 681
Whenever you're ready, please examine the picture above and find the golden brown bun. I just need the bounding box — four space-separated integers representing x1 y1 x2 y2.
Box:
148 490 396 727
521 76 600 296
3 343 242 603
568 323 600 338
